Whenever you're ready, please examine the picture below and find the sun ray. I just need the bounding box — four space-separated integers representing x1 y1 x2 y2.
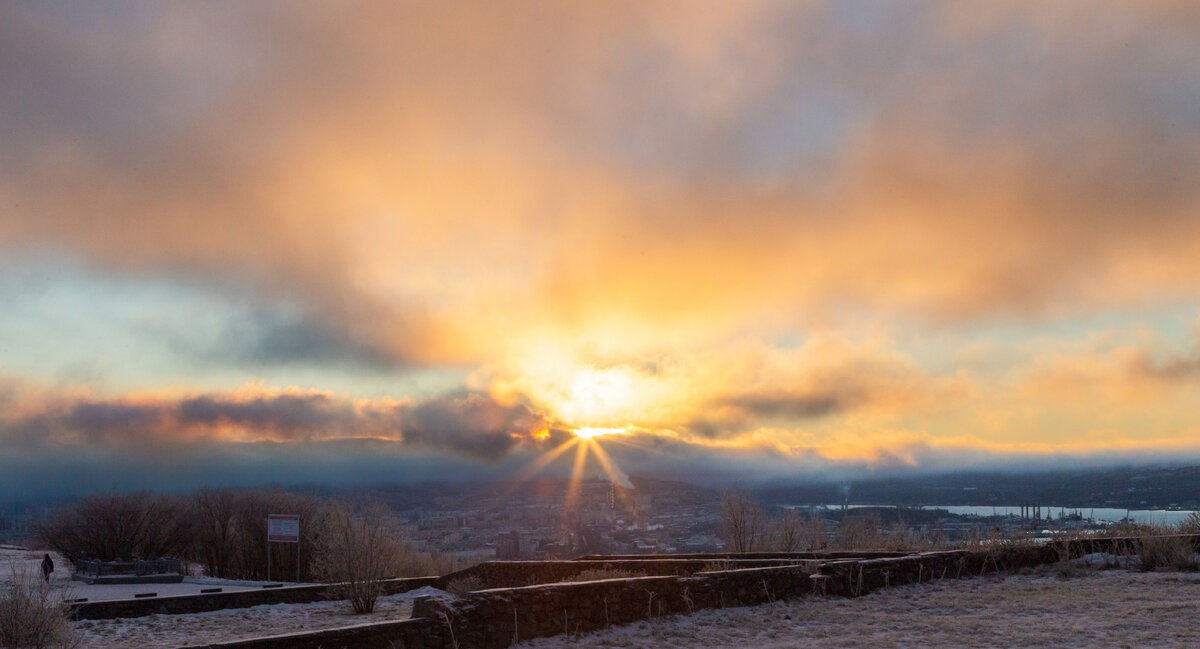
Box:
560 439 590 527
588 438 638 514
588 439 631 489
597 434 668 455
507 437 579 486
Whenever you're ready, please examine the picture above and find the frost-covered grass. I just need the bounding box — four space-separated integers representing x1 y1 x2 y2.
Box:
516 568 1200 649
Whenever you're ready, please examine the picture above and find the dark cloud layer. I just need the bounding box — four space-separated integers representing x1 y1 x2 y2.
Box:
0 388 546 461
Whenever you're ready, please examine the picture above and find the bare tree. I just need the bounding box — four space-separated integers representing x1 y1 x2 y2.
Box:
773 508 802 552
192 488 237 579
313 500 408 614
719 490 766 553
35 491 191 562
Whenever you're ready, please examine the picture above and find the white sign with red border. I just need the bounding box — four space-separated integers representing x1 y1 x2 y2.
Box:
268 514 300 543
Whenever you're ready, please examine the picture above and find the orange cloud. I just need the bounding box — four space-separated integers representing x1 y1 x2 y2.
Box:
4 2 1200 474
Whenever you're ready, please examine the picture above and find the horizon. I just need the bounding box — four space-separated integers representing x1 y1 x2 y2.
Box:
5 1 1200 500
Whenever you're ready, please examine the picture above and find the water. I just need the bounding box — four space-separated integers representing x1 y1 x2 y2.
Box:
791 504 1198 526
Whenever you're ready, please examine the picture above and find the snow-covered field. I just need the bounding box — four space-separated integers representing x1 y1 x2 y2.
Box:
73 586 450 649
4 546 451 648
1 546 299 601
516 568 1200 649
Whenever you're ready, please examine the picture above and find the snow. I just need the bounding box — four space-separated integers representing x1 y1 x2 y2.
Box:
0 546 296 601
73 586 455 648
6 546 454 648
514 568 1200 648
0 546 68 590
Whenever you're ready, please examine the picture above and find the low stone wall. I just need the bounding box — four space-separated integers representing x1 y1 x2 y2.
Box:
433 558 817 590
577 551 913 561
177 618 442 649
71 576 438 620
170 537 1200 649
427 563 821 649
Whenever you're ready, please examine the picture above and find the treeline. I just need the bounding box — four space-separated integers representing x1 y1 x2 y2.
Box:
35 488 459 582
718 491 947 552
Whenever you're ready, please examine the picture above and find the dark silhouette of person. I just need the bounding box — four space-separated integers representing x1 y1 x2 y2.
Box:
41 553 54 583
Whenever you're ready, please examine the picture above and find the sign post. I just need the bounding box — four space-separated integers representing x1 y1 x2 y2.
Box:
267 514 300 582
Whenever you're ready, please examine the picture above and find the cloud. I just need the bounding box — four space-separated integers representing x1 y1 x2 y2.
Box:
3 1 1200 373
0 383 550 461
4 2 1200 492
213 309 402 370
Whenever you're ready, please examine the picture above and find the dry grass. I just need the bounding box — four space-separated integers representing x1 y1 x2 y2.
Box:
515 569 1200 648
1136 534 1198 572
0 563 80 649
445 575 485 596
564 569 647 583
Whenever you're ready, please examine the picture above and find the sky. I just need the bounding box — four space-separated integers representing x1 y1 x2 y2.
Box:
3 1 1200 497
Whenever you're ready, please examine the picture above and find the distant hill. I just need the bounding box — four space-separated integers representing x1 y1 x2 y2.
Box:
756 465 1200 510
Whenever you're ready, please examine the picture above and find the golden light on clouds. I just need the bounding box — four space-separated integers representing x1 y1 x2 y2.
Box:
4 1 1200 492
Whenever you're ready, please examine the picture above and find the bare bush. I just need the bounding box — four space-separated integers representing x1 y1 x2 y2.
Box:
0 565 79 649
34 491 191 562
445 575 485 596
313 501 408 614
718 491 765 552
771 508 802 552
882 520 919 552
1137 533 1198 572
1179 512 1200 535
798 514 828 551
833 512 884 550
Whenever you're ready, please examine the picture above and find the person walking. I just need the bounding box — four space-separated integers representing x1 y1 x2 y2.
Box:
40 553 54 583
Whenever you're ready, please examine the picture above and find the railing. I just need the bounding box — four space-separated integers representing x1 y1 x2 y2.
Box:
74 558 184 577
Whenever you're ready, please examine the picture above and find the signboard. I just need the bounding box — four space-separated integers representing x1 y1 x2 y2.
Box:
268 514 300 543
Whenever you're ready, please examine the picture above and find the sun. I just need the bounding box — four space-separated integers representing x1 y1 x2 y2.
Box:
572 426 629 439
562 367 635 425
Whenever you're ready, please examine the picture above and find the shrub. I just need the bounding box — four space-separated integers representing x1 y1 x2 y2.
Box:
1179 512 1200 535
34 491 192 562
313 502 410 614
1137 534 1198 572
833 512 884 550
0 565 79 649
718 491 766 552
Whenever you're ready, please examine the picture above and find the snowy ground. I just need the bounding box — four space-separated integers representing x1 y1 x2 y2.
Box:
1 546 294 601
0 546 70 589
516 567 1200 649
73 586 451 649
5 546 452 648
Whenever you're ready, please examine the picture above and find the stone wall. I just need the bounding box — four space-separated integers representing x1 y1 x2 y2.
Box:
433 558 819 590
577 551 912 560
178 618 442 649
168 536 1200 649
71 576 438 620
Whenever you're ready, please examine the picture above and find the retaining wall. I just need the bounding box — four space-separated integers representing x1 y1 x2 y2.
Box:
576 551 913 560
433 558 817 590
71 576 438 620
178 618 442 649
174 536 1200 649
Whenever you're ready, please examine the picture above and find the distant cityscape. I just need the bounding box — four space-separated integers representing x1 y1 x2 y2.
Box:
5 464 1200 556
